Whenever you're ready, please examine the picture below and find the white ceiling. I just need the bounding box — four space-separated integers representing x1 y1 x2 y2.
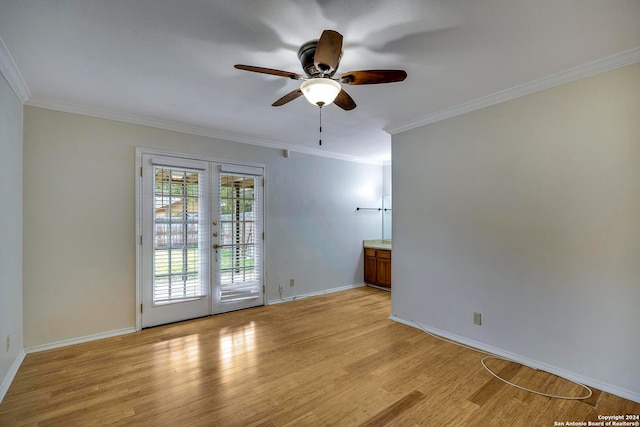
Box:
1 1 639 163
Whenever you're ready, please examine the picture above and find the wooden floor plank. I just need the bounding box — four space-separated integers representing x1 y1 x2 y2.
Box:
359 390 426 426
1 287 638 426
467 360 523 406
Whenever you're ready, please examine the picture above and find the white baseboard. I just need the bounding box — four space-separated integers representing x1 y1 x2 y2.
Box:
390 315 640 404
268 283 365 305
365 283 391 292
24 327 137 354
0 350 26 403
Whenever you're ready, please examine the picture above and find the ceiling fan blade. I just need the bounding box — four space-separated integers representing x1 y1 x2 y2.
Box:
234 64 303 80
272 89 303 106
340 70 407 85
314 30 343 74
334 89 356 111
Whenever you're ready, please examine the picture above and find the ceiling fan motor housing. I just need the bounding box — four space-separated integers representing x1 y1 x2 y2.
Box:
297 40 341 78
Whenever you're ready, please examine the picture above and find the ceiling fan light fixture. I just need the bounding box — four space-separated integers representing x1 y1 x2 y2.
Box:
300 78 341 106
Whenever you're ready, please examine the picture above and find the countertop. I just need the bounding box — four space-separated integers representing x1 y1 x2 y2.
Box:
363 239 392 250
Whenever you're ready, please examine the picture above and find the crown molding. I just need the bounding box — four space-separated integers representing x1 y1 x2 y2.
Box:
386 47 640 135
25 96 382 165
0 35 30 102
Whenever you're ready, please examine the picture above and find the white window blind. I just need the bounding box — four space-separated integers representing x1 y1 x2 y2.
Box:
217 172 262 303
153 166 207 304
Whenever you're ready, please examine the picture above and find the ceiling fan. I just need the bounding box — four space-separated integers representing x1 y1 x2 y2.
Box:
234 30 407 111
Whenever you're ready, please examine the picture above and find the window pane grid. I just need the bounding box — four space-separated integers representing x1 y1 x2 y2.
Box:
153 167 205 304
218 174 261 303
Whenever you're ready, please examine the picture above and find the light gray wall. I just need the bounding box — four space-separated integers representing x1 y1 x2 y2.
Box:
391 63 640 398
23 106 382 347
0 73 23 390
268 152 382 299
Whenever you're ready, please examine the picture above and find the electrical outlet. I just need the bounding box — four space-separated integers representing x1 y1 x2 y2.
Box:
289 278 295 287
6 335 9 352
473 312 482 326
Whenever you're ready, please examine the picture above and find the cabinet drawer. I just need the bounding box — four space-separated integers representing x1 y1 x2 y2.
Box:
364 248 376 257
376 250 391 259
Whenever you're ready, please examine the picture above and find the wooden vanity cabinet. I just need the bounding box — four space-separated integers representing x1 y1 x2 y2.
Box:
376 250 392 287
364 248 377 284
364 248 391 288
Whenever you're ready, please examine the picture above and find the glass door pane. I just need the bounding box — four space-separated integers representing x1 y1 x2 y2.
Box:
141 154 210 328
213 172 263 312
153 167 205 303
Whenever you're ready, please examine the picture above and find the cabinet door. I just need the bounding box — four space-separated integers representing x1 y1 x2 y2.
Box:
376 250 392 287
364 248 377 284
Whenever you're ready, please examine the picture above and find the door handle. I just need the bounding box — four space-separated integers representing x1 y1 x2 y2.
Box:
213 243 221 261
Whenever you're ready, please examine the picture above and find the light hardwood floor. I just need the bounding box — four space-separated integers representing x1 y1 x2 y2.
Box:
1 287 638 426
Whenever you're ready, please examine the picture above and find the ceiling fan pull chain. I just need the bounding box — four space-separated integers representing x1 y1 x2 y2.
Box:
319 104 323 146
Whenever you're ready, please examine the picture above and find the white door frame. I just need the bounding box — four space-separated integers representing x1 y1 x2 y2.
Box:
135 147 267 331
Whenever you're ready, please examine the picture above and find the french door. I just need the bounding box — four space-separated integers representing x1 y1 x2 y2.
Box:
140 154 264 328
